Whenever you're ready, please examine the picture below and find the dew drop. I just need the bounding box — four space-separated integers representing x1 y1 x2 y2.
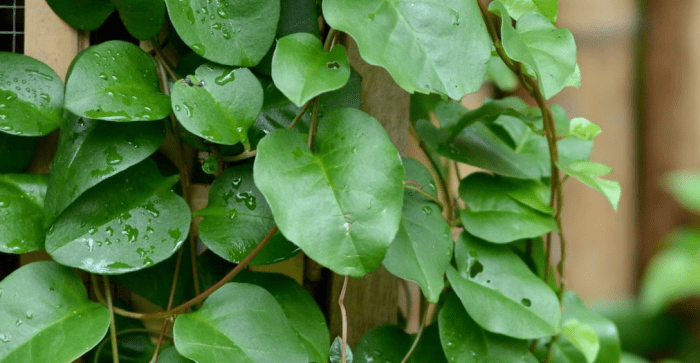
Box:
421 206 433 215
0 333 11 343
25 311 33 319
215 68 236 85
191 44 205 56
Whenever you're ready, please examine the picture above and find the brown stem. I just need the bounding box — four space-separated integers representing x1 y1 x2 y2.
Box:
149 247 185 362
287 99 313 130
221 150 257 163
104 276 119 363
307 97 321 149
339 276 349 363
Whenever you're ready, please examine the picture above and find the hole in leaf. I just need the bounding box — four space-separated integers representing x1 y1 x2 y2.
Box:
326 61 340 69
469 260 483 278
521 298 532 307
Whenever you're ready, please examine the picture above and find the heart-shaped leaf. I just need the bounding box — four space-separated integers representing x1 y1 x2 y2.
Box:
45 160 191 274
558 161 621 211
44 115 165 224
64 41 171 122
45 0 114 30
271 32 350 107
447 232 561 339
196 164 300 265
383 158 452 302
0 52 63 136
165 0 280 66
0 174 47 254
500 0 558 22
323 0 491 100
171 64 263 146
0 133 36 173
173 282 307 363
0 261 110 363
254 108 404 277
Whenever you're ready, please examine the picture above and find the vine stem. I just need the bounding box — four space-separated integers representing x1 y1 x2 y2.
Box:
415 137 454 222
324 28 340 51
149 247 185 362
287 99 313 130
339 276 349 363
103 276 119 363
403 182 444 208
307 97 321 148
400 303 437 363
221 150 257 163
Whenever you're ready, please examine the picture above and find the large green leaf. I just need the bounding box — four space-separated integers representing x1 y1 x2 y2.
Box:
254 108 404 277
111 0 166 39
159 347 193 362
171 64 263 146
500 0 558 22
0 52 63 136
664 170 700 214
165 0 280 66
196 164 300 265
44 115 165 224
64 41 171 122
0 261 110 363
234 271 330 363
323 0 491 100
560 292 620 363
447 232 561 339
173 282 307 363
45 160 191 274
45 0 114 30
383 158 452 302
558 161 621 211
489 1 576 99
271 33 350 107
0 133 36 173
354 325 412 363
0 174 47 254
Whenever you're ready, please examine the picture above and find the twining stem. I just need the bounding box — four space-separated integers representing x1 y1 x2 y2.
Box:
287 100 313 130
403 182 444 208
339 276 349 363
103 276 119 363
415 137 454 222
221 150 257 163
150 247 185 362
307 97 321 148
400 303 437 363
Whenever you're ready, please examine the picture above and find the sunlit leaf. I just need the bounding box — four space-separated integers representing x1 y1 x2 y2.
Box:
569 118 601 141
560 319 600 363
0 174 47 254
558 161 621 211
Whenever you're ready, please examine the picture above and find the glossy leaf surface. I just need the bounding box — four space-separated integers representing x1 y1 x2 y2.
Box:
45 160 191 274
323 0 491 99
354 325 411 363
271 33 350 107
558 161 621 211
173 282 307 363
0 52 63 136
45 0 114 30
0 261 110 363
501 0 558 22
64 41 171 121
0 174 47 254
254 108 404 276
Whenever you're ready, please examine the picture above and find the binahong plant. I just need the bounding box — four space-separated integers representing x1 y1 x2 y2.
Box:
0 0 625 362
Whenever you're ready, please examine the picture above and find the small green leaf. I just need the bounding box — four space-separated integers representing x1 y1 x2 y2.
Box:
254 108 404 277
165 0 280 66
569 118 601 140
487 55 520 92
354 325 411 363
0 174 47 253
45 160 191 274
45 0 114 30
171 64 263 145
663 170 700 214
561 319 600 363
173 282 307 363
272 33 351 107
558 161 621 211
329 337 354 363
111 0 166 40
64 41 171 121
561 292 620 363
0 133 36 173
0 52 63 136
500 0 558 22
0 261 110 363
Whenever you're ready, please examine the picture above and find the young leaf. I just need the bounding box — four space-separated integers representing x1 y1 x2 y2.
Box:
254 108 404 277
447 232 561 339
323 0 491 100
45 0 114 30
383 158 453 302
569 118 601 140
561 292 620 363
0 261 110 363
487 55 520 92
0 133 36 173
0 52 63 136
0 174 47 254
45 160 191 275
171 64 263 146
558 161 621 211
173 283 307 363
353 325 412 363
165 0 280 66
500 0 558 23
64 41 171 121
561 319 600 363
110 0 166 40
329 337 354 363
271 33 351 107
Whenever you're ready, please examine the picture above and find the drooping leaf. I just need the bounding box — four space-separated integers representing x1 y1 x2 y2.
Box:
234 271 330 363
171 64 263 146
0 133 36 173
272 33 351 107
558 161 621 211
44 115 165 224
0 52 63 136
561 292 620 363
489 1 576 99
500 0 558 23
165 0 280 66
254 108 404 277
64 41 171 121
323 0 491 100
568 118 601 141
111 0 166 39
353 325 412 363
173 282 307 363
0 261 110 363
329 337 354 363
0 174 47 254
45 160 191 274
383 158 452 302
196 164 300 265
158 347 194 363
45 0 114 30
664 170 700 214
447 232 561 339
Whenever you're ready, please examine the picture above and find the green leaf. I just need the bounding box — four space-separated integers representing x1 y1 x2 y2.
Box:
410 324 449 363
323 0 491 100
0 174 47 254
487 55 520 92
0 261 110 363
254 108 404 277
561 292 620 363
409 93 443 125
439 293 538 363
489 1 576 99
664 170 700 214
569 118 601 140
111 0 166 40
45 0 114 30
561 319 600 363
64 41 171 122
0 52 63 136
234 271 330 363
45 160 191 274
459 173 557 243
164 0 280 66
171 64 263 146
272 33 351 107
44 115 165 224
197 164 300 265
354 325 412 363
329 337 354 363
447 232 561 339
500 0 558 23
383 158 452 302
173 282 307 363
89 328 156 363
159 347 194 363
558 161 621 211
0 133 36 173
